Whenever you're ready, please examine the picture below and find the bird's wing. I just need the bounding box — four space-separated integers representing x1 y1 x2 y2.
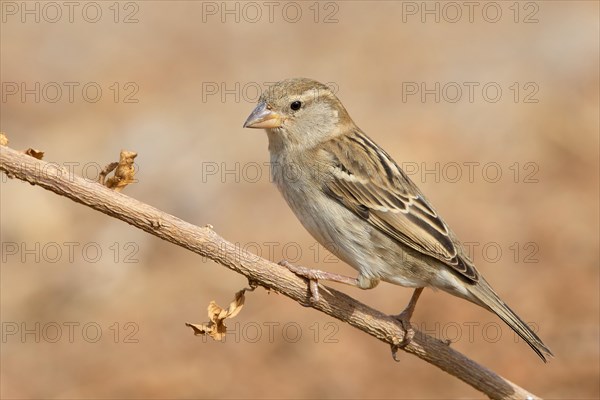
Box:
320 130 478 282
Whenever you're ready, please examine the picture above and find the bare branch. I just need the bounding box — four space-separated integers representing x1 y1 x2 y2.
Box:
0 144 540 399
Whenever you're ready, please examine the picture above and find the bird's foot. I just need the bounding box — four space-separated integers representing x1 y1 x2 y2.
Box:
278 260 322 303
389 311 417 362
393 309 417 347
389 288 424 361
278 260 359 304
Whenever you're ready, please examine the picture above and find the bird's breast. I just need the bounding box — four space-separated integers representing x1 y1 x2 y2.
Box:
269 152 374 273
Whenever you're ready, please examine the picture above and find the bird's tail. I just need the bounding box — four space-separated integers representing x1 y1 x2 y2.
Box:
466 277 553 362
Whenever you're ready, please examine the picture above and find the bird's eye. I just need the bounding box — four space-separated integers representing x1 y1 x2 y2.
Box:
290 101 302 111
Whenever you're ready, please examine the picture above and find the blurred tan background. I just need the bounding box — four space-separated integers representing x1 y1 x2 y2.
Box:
1 1 598 398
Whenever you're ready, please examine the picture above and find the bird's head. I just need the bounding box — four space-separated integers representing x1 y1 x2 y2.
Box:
243 78 352 153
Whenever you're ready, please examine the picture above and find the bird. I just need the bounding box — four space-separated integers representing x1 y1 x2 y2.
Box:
243 77 553 362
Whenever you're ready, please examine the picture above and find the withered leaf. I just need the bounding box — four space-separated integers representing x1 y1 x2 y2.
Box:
186 289 246 341
101 150 138 192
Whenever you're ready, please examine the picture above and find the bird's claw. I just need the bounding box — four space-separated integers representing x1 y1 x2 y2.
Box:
391 311 416 354
389 287 423 358
278 260 320 303
390 343 401 362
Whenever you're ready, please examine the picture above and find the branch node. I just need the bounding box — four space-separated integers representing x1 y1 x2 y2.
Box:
149 218 163 229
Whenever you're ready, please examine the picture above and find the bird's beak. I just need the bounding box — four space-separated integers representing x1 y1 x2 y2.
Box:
243 102 282 129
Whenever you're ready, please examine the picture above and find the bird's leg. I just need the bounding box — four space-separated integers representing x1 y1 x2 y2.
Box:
391 287 424 354
278 260 377 303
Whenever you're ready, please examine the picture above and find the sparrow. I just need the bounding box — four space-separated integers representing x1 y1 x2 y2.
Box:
243 78 553 362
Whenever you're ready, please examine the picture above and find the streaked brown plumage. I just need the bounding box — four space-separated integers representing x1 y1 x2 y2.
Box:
243 78 553 362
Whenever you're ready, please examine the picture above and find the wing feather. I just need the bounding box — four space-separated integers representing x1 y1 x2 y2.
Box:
322 131 478 282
